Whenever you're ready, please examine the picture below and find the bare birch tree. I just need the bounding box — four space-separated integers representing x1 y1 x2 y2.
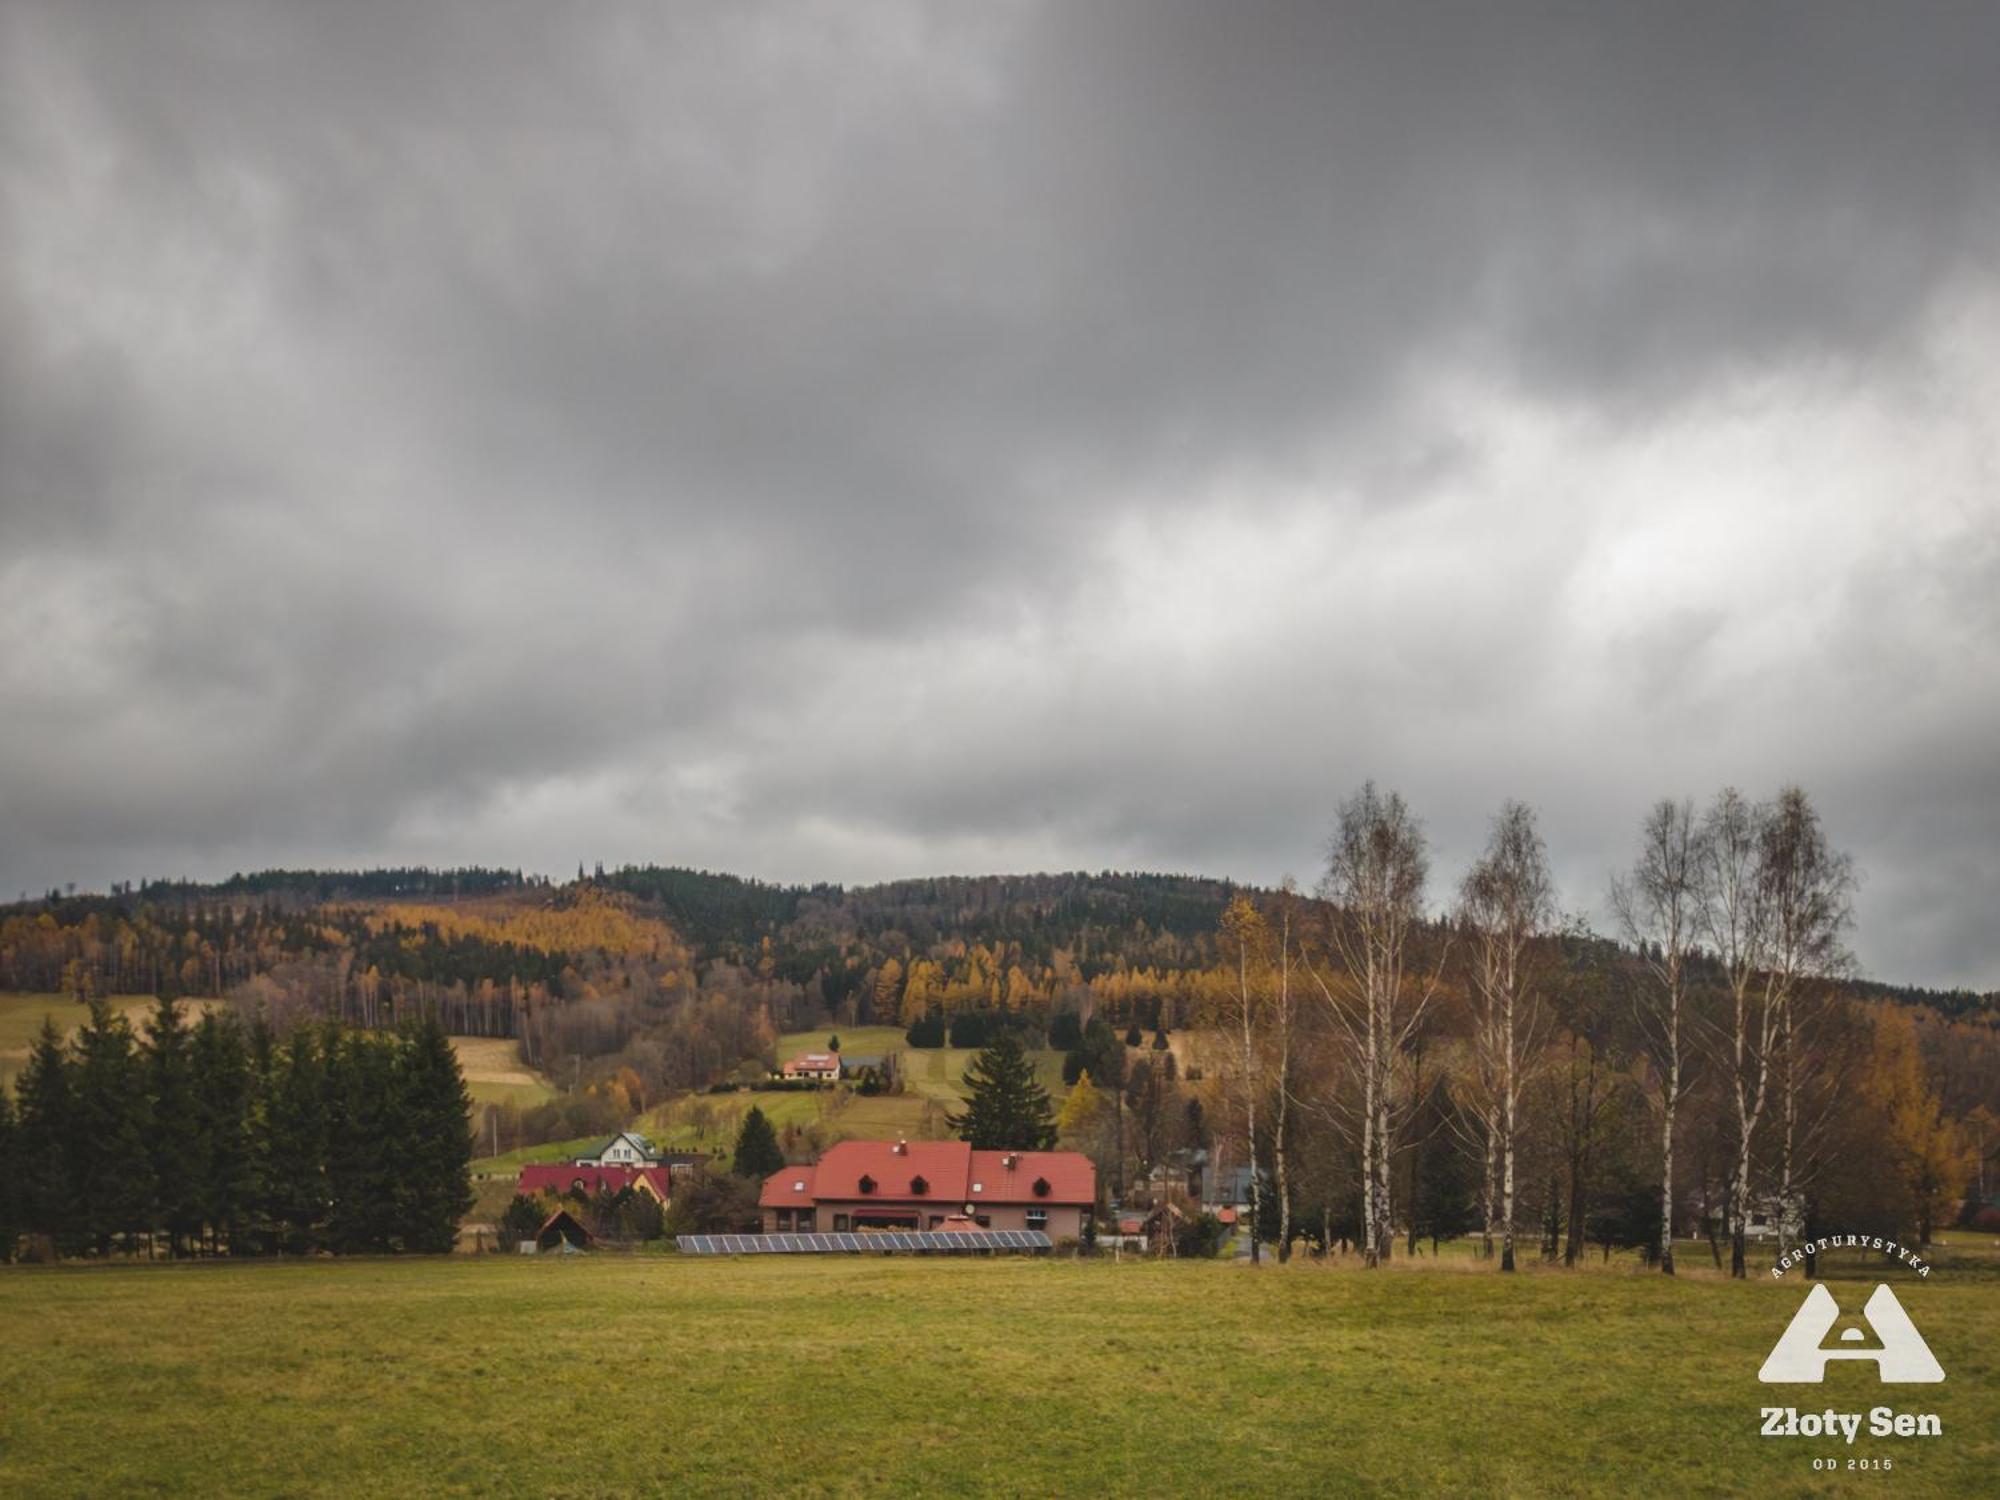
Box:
1695 786 1778 1280
1220 894 1268 1266
1270 880 1298 1262
1308 782 1438 1268
1610 798 1700 1276
1459 801 1555 1272
1760 786 1856 1255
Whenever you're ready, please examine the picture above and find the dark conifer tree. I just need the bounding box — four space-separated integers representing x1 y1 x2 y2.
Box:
191 1010 256 1255
0 1085 20 1262
264 1027 329 1253
144 996 200 1255
13 1020 76 1252
731 1105 785 1179
400 1013 474 1253
73 999 156 1255
325 1030 405 1253
950 1032 1058 1151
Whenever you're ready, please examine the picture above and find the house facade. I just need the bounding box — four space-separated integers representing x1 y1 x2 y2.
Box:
518 1162 675 1204
780 1052 842 1082
576 1131 662 1167
760 1139 1095 1240
519 1133 708 1204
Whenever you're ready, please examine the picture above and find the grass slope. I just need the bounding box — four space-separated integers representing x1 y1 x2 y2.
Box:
0 995 555 1120
0 992 203 1090
638 1028 1069 1157
0 1254 1992 1497
449 1036 558 1112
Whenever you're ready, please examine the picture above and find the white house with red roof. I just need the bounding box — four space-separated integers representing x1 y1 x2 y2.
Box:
760 1139 1096 1239
518 1132 708 1204
779 1052 842 1082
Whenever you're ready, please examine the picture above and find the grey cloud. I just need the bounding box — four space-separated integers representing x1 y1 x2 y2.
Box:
3 1 1998 984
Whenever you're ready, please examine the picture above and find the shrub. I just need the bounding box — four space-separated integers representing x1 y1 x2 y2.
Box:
500 1193 547 1245
1174 1212 1230 1259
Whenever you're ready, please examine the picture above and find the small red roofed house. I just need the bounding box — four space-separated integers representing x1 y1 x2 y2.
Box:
518 1162 674 1204
781 1052 842 1082
759 1139 1095 1238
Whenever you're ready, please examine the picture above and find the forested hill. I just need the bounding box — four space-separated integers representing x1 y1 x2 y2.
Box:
0 866 1250 1036
602 867 1240 962
3 866 1991 1044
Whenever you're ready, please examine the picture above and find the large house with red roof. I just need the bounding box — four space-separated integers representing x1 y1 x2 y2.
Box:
760 1139 1096 1239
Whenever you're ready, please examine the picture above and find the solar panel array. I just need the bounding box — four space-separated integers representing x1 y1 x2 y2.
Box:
677 1229 1053 1256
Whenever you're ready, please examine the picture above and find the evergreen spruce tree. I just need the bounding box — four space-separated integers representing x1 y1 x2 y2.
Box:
144 996 200 1255
74 999 156 1256
325 1030 406 1253
14 1020 77 1253
0 1085 20 1263
264 1027 329 1253
191 1011 256 1255
950 1032 1058 1151
731 1105 785 1179
500 1192 546 1245
399 1013 474 1253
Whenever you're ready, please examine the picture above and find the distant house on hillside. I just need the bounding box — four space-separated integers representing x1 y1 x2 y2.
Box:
760 1139 1095 1239
781 1052 842 1083
576 1131 663 1167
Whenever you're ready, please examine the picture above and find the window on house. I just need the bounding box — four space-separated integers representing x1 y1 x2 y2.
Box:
833 1215 850 1232
798 1212 816 1232
1026 1209 1048 1230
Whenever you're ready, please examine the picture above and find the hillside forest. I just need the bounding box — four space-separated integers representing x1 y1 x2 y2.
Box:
1 784 1995 1270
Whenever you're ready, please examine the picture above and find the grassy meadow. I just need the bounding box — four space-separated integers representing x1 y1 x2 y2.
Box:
0 992 214 1091
631 1025 1073 1158
450 1035 559 1112
0 1250 1993 1497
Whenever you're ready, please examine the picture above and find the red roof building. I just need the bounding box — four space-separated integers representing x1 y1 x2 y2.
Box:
760 1139 1095 1239
780 1052 842 1080
519 1162 674 1204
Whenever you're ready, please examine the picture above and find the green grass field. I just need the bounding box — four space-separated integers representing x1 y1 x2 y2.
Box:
0 1252 1992 1497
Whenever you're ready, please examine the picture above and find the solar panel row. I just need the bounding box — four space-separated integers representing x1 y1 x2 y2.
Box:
676 1229 1054 1256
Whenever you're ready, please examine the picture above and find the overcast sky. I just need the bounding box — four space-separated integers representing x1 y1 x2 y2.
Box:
4 2 1997 987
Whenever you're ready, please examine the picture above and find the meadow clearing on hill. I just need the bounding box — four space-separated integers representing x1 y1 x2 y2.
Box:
0 1249 1992 1498
0 992 217 1090
623 1027 1072 1160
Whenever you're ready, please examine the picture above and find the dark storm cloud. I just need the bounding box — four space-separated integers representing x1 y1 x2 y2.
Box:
3 1 1997 985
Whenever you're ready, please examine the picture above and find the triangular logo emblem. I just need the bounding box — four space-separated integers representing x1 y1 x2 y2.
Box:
1759 1284 1944 1383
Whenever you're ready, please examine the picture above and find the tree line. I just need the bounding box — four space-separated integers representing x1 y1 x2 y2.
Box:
0 999 473 1260
1198 782 1995 1274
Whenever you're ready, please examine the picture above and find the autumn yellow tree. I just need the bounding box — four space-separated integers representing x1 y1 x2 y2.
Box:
1864 1007 1975 1246
1057 1070 1105 1140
